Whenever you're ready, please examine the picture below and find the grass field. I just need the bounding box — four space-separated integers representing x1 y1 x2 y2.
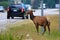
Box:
0 15 60 40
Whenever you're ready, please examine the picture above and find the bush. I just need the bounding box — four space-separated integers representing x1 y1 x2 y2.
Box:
0 1 9 8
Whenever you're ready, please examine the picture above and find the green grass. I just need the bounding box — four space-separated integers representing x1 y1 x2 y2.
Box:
0 15 60 40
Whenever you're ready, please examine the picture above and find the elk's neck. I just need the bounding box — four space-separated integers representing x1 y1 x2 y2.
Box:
30 14 35 20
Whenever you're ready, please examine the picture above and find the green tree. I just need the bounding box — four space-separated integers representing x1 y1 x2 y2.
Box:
25 0 31 4
32 0 40 9
0 0 8 2
46 0 55 8
21 0 31 4
55 0 59 4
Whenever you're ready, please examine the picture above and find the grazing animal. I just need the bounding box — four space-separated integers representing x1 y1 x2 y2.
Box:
26 10 50 35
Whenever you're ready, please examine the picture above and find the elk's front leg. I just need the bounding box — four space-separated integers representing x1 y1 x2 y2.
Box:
35 24 39 33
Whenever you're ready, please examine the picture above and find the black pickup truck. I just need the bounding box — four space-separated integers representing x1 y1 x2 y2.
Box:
7 4 28 19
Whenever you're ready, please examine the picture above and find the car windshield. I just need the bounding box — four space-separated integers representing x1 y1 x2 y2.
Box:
10 4 21 8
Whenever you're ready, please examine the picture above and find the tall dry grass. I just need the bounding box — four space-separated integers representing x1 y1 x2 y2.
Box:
0 15 60 40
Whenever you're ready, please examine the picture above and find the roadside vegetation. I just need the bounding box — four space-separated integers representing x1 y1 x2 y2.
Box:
0 1 8 9
0 15 60 40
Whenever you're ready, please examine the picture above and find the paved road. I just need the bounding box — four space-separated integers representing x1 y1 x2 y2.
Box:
0 12 24 31
33 9 59 16
0 9 59 31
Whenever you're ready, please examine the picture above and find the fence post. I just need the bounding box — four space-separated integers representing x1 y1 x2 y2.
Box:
41 0 44 33
41 0 43 16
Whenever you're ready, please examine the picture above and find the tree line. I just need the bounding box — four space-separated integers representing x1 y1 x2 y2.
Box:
0 0 8 2
21 0 59 8
0 0 59 9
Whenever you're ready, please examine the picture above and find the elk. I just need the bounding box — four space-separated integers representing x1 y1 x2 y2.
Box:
26 10 50 35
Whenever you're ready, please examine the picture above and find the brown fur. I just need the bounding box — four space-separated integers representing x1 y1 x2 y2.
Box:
26 10 50 35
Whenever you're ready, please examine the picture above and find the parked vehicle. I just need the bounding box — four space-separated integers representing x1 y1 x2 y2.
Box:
0 6 4 13
25 4 32 10
38 3 46 9
7 4 28 19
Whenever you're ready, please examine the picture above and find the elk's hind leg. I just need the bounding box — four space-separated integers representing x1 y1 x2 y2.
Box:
47 23 50 34
42 26 46 35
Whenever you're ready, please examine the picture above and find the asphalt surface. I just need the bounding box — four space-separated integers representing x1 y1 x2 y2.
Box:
0 9 59 31
33 9 59 16
0 12 24 31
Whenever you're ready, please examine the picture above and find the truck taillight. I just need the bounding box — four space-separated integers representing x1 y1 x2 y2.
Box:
21 8 24 12
7 8 9 11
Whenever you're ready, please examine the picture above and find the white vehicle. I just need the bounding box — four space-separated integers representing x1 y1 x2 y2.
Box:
0 6 4 12
55 4 59 8
39 3 46 9
25 4 32 10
